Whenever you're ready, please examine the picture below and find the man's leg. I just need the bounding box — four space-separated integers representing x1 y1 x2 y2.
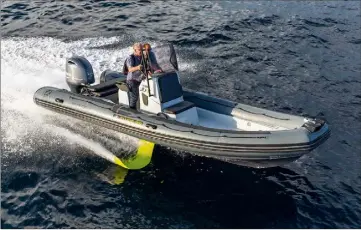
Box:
127 80 140 109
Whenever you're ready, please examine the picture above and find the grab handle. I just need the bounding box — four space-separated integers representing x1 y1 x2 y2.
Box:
146 124 157 129
55 98 64 103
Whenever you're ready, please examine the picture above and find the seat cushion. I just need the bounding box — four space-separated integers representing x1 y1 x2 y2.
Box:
164 101 195 115
157 72 183 103
116 83 129 92
88 77 125 92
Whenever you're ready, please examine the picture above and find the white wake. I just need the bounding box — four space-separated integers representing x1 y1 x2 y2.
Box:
1 36 194 163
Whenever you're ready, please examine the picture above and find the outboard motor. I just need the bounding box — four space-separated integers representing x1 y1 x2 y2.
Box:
65 56 95 93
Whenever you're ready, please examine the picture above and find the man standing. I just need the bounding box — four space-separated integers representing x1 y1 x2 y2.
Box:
143 43 163 74
126 43 145 110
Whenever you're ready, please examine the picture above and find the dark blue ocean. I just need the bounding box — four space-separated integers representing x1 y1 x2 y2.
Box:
1 0 360 228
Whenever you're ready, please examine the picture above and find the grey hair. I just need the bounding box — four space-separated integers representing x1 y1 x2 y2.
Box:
133 42 142 49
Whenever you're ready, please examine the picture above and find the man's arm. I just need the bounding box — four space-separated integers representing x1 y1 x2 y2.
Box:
128 65 142 73
126 56 142 73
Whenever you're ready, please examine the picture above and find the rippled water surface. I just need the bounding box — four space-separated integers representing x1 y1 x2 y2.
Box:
1 1 361 228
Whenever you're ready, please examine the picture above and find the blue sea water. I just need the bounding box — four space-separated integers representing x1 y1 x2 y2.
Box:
1 0 361 228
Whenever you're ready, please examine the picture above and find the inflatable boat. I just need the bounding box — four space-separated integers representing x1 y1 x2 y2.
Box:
33 44 330 168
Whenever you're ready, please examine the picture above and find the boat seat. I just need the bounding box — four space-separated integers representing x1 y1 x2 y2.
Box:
92 87 119 97
100 70 125 83
88 78 125 92
116 82 129 92
164 101 195 115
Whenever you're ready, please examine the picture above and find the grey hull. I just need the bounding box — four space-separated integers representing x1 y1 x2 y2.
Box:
33 86 330 168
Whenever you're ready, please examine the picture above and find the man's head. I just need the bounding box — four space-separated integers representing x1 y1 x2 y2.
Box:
133 42 142 56
143 43 151 52
143 43 151 57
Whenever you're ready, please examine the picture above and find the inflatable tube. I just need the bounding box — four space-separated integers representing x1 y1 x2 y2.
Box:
34 86 330 168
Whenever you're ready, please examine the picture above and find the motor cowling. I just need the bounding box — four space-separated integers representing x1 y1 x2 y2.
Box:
65 56 95 93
